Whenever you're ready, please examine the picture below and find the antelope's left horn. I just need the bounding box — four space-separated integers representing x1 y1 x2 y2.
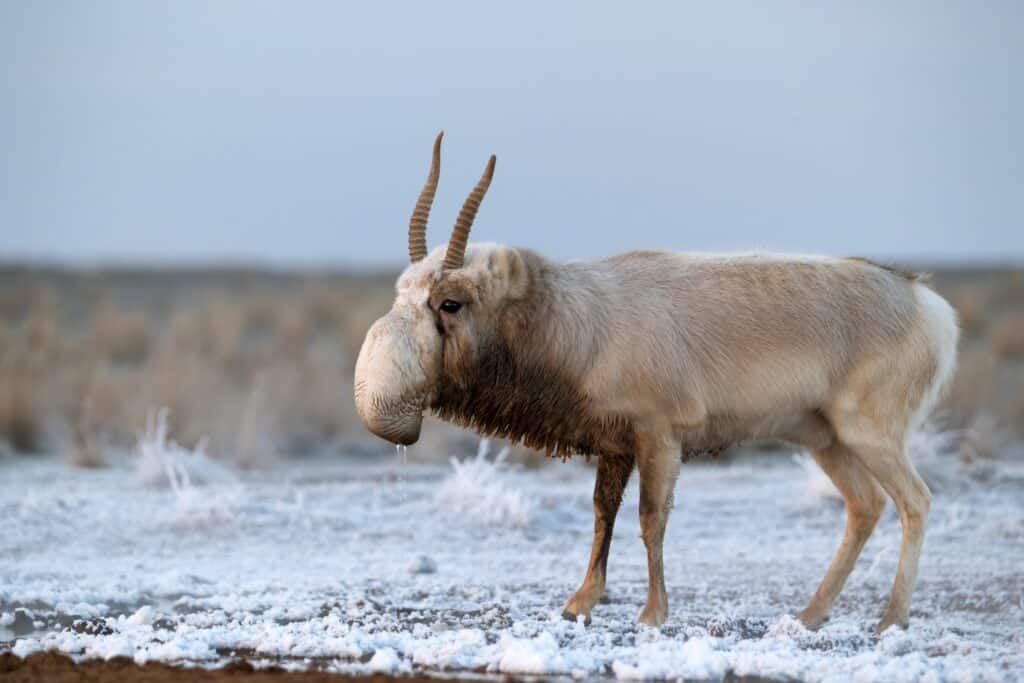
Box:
408 132 443 263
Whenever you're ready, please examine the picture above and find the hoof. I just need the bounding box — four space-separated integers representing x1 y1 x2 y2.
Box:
796 608 830 631
873 616 909 635
561 610 591 626
873 604 909 634
636 606 667 628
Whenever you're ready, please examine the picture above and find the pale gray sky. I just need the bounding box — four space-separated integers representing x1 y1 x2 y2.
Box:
1 1 1021 267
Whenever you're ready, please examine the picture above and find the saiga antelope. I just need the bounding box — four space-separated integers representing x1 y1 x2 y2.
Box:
354 133 959 632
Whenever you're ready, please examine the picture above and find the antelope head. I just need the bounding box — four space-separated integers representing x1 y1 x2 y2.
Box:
353 133 527 445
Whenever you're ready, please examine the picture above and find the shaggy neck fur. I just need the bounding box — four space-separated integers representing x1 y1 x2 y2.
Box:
430 253 637 458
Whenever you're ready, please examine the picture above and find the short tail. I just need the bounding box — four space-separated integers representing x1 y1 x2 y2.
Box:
845 256 926 282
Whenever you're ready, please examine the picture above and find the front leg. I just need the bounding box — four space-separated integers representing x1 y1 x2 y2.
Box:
562 453 634 624
636 441 681 627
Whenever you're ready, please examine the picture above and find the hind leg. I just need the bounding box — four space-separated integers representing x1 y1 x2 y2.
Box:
563 453 634 623
832 404 932 632
797 443 887 628
827 322 942 632
847 438 931 632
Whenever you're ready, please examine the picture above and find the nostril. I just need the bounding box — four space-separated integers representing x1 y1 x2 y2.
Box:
393 430 419 446
371 417 421 446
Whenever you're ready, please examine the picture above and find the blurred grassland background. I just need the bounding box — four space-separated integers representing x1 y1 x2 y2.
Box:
0 262 1022 469
3 3 1023 472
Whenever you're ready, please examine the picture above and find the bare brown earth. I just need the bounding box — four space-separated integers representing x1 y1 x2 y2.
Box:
0 651 472 683
0 651 782 682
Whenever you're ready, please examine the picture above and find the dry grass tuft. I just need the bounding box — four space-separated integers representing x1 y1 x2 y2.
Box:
66 424 107 468
991 314 1024 359
941 344 998 427
0 371 41 453
90 301 151 364
948 285 990 337
233 374 277 469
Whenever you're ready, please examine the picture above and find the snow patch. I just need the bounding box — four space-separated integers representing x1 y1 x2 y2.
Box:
496 631 567 675
1 450 1019 681
613 637 727 681
11 639 43 658
126 605 156 626
406 555 437 575
366 646 401 673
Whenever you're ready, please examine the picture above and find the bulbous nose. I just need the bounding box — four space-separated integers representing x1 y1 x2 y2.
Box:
353 315 428 445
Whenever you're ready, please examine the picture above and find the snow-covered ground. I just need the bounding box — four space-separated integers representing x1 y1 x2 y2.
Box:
2 439 1022 682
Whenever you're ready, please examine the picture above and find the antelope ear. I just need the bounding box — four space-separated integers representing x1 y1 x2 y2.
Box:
486 246 529 301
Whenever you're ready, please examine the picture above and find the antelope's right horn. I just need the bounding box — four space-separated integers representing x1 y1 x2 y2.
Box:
443 154 496 271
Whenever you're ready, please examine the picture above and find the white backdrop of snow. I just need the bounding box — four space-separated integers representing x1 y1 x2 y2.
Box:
2 436 1022 681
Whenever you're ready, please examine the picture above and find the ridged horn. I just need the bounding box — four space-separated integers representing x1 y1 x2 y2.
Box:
408 132 443 263
442 154 496 271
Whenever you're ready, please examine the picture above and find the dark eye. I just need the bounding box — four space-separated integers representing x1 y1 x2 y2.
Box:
439 299 462 314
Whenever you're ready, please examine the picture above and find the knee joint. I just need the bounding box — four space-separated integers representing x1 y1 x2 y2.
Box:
907 488 931 523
